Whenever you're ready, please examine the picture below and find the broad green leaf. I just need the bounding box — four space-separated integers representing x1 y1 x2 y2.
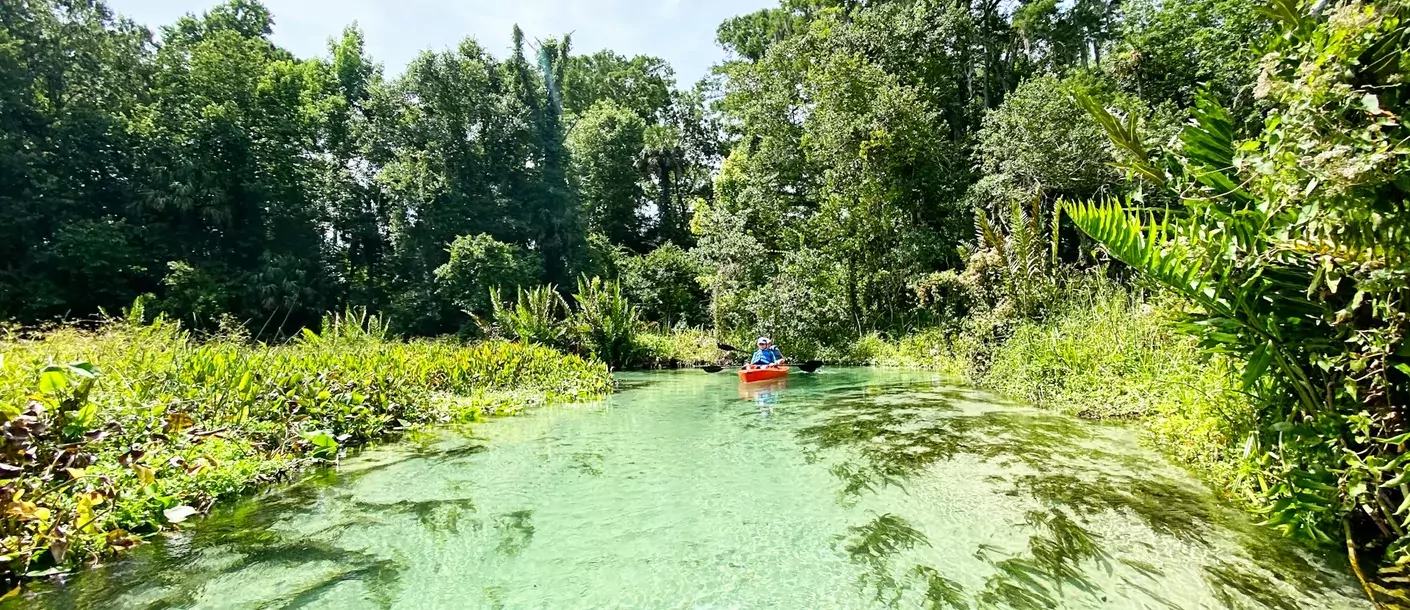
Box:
39 366 68 395
1242 341 1272 390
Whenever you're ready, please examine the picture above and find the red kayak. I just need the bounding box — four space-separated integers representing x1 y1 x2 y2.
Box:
738 364 790 383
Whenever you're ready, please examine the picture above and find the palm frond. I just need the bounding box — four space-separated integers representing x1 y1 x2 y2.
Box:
1071 91 1166 186
1181 92 1255 208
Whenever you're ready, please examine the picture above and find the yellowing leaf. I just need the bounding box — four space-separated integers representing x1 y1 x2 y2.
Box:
132 464 155 486
164 412 195 434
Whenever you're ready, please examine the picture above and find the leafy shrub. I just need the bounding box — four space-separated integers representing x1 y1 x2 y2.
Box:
911 270 974 323
573 232 628 281
492 285 570 347
571 276 640 369
159 261 239 327
620 243 709 328
434 234 543 318
739 249 854 360
974 73 1122 200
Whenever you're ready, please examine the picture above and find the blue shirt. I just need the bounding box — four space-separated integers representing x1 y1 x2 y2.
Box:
750 347 783 365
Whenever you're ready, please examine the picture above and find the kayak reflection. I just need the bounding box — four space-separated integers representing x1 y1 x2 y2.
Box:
740 378 787 417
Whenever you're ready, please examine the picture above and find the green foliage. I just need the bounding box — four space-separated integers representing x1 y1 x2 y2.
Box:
492 285 570 347
743 249 855 359
974 74 1122 202
619 244 709 328
0 314 610 584
1069 1 1410 599
3 0 1396 600
561 51 674 123
434 234 543 319
1 1 694 335
970 196 1063 320
632 327 723 369
571 276 640 369
567 100 647 249
1107 0 1270 120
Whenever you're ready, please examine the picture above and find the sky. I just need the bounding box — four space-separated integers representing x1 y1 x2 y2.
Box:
105 0 774 86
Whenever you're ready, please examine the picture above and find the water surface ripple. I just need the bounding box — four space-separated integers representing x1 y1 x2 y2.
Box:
15 369 1368 609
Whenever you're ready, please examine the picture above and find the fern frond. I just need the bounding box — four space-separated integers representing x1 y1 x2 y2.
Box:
975 207 1006 262
1064 198 1208 299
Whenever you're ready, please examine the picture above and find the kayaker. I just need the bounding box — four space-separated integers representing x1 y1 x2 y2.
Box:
749 337 785 366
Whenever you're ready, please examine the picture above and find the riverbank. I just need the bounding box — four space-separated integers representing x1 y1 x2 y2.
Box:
848 283 1257 506
9 368 1367 609
0 310 611 586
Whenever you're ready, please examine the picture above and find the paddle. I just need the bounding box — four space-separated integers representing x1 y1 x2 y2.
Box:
702 341 824 373
700 360 825 373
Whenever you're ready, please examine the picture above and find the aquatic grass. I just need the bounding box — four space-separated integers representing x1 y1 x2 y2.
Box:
0 314 610 585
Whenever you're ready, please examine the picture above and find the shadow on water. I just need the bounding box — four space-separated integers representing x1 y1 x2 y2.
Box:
793 377 1356 609
835 508 1117 610
13 434 513 609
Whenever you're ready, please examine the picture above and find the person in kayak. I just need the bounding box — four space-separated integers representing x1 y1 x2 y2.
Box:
750 337 786 366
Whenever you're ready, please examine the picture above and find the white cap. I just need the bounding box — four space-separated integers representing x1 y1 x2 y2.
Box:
757 337 771 345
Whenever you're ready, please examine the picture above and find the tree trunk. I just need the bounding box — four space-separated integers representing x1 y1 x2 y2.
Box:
847 253 863 336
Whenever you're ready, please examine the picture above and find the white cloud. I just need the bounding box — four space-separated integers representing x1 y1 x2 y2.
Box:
106 0 775 85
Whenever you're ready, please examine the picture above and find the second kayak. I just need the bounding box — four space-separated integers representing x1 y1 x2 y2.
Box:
738 364 789 383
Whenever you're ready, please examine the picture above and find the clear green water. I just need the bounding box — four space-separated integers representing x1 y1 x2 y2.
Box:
16 369 1368 609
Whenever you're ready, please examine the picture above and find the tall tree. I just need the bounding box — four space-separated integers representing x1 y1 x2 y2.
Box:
561 50 674 123
0 0 152 319
134 0 338 330
568 99 647 249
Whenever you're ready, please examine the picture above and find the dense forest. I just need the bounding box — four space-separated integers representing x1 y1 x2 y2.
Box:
3 0 1409 604
0 0 1263 341
0 0 717 336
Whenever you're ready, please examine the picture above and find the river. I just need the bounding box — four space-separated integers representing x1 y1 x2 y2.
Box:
14 368 1369 609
